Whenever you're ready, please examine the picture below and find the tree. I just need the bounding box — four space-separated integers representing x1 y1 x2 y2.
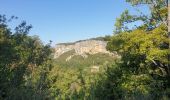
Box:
98 0 170 99
0 15 53 99
114 0 168 33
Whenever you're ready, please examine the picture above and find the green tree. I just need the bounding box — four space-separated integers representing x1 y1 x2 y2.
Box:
114 0 168 33
0 15 53 100
93 0 170 99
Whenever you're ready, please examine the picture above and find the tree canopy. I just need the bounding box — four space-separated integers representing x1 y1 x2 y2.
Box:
0 0 169 99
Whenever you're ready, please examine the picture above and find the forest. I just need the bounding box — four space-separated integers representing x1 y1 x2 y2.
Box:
0 0 170 100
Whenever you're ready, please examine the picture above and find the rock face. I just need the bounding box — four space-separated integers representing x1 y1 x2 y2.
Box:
54 40 115 59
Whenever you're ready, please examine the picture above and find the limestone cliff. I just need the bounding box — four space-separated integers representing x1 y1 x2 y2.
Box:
54 40 117 60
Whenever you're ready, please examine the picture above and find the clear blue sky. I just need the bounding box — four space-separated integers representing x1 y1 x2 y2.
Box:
0 0 149 46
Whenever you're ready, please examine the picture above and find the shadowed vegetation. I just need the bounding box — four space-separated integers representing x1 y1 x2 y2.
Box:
0 0 169 99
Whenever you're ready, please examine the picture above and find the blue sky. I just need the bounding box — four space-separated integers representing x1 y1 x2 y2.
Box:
0 0 149 46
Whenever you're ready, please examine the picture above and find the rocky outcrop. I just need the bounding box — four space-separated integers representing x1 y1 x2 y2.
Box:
54 40 117 59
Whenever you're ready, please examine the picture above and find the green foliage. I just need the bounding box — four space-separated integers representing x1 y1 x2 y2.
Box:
0 0 169 99
50 50 117 99
0 15 53 100
54 51 116 68
99 0 170 99
114 0 168 34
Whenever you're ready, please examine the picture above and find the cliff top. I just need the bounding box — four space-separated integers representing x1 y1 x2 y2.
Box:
56 37 106 46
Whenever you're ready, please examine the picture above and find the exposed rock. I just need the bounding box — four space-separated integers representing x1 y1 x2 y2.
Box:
54 40 117 59
91 65 100 73
66 54 76 62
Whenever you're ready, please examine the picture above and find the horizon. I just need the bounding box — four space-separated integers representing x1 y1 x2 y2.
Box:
0 0 150 46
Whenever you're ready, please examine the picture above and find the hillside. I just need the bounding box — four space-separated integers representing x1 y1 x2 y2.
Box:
51 39 119 98
53 50 117 68
54 39 118 58
53 39 119 69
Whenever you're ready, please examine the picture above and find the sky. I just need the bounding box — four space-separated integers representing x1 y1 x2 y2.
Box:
0 0 150 46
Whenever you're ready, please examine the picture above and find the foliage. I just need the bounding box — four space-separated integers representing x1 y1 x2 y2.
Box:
50 50 117 99
114 0 168 33
0 0 169 99
91 24 169 99
0 15 53 100
54 50 116 68
97 0 170 99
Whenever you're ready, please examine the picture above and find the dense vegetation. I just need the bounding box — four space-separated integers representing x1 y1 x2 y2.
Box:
0 0 169 100
51 50 117 99
102 0 170 99
54 50 116 68
0 15 53 99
